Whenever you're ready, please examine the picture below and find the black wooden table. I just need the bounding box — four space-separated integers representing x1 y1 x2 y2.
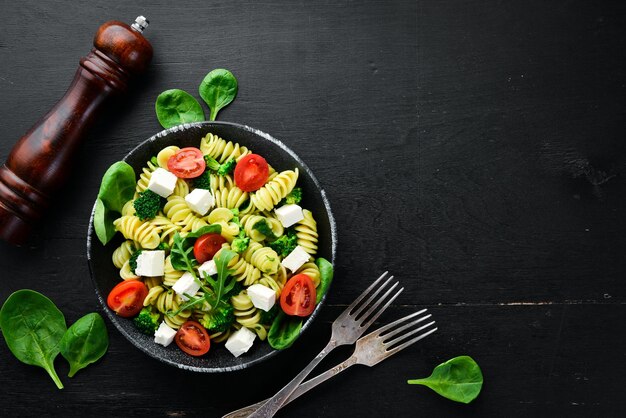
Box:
1 1 624 416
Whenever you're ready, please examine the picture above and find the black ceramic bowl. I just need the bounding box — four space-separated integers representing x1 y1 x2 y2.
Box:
87 121 336 372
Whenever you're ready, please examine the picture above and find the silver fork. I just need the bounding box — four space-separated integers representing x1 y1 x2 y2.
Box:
224 309 437 418
247 271 403 418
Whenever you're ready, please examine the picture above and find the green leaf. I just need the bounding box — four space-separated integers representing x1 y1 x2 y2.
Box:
155 89 205 128
315 258 334 303
0 290 67 389
199 69 238 121
59 313 109 377
169 224 222 272
252 218 278 241
268 311 303 350
408 356 483 404
97 161 136 213
94 198 117 246
211 249 237 305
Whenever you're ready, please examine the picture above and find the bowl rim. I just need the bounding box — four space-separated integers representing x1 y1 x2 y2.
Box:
86 121 337 372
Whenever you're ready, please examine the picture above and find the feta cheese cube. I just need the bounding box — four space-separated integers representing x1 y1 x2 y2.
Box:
172 272 200 301
148 168 178 198
198 260 217 278
281 245 310 272
225 327 256 357
135 250 165 277
274 204 304 228
154 322 177 347
247 284 276 312
185 188 214 216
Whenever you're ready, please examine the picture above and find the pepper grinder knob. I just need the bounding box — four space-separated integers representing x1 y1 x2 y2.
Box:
0 17 154 246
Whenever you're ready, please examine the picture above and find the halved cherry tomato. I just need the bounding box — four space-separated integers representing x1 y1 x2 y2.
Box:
106 280 149 318
175 321 210 356
234 154 269 192
193 233 227 263
167 147 206 178
280 274 317 317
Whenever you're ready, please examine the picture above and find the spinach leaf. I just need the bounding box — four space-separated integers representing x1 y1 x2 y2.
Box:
0 290 67 389
94 161 136 245
94 198 118 246
170 224 222 272
155 89 205 128
268 311 303 350
97 161 136 213
199 69 238 121
315 257 333 303
60 313 109 377
408 356 483 404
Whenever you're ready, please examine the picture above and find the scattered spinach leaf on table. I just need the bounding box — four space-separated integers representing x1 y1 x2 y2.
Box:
155 89 205 128
199 69 238 121
0 290 67 389
408 356 483 404
60 313 109 378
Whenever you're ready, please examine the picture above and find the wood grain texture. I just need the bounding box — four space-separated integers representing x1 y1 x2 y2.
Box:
0 0 624 416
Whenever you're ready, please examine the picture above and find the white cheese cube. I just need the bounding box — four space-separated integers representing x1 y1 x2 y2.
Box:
247 284 276 312
225 327 257 357
274 204 304 228
135 250 165 277
281 245 310 272
185 188 214 216
198 260 217 278
148 168 178 198
172 272 200 301
154 322 177 347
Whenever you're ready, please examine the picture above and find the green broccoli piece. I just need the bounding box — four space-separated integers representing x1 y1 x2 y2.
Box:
269 229 298 257
217 158 237 176
259 305 279 326
193 172 211 190
129 249 143 273
201 303 235 333
150 156 159 166
133 190 164 220
231 231 250 253
204 155 237 176
224 281 243 300
157 242 170 252
280 187 302 205
133 307 160 335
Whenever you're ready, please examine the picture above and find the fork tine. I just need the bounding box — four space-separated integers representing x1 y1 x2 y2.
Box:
380 314 432 343
386 320 437 348
359 284 404 331
346 271 389 314
350 274 394 318
373 309 428 337
386 326 438 356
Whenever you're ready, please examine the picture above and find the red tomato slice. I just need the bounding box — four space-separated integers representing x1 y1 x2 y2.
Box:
106 280 148 318
280 274 317 317
194 233 227 264
167 147 206 178
234 154 269 192
175 321 211 356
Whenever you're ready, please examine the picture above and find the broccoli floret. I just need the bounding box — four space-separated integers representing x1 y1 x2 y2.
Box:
133 307 160 335
232 231 250 253
224 281 243 300
269 229 298 257
259 305 279 326
217 158 237 176
193 172 211 190
157 242 170 252
204 155 236 176
133 190 164 220
150 156 159 166
129 249 143 273
280 187 302 205
201 303 235 333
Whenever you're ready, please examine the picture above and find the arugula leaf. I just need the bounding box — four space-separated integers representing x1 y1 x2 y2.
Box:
169 224 222 272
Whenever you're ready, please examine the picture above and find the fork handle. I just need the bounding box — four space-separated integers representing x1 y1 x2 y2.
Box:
247 340 338 418
223 356 358 418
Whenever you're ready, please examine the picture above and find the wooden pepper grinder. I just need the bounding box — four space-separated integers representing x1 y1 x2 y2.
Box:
0 16 153 245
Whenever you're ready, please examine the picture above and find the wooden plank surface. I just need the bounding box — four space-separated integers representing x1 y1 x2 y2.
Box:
0 0 624 416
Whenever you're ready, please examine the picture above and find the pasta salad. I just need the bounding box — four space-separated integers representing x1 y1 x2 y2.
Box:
102 132 332 358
